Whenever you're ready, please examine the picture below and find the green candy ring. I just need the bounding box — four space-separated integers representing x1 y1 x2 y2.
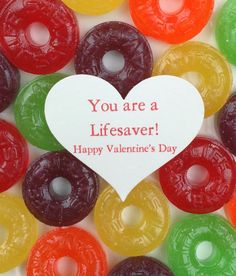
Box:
167 214 236 276
216 0 236 65
14 74 65 151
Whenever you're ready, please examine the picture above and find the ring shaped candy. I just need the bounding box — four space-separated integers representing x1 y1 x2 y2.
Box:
153 42 232 117
62 0 124 15
14 74 65 151
167 214 236 276
0 0 78 74
129 0 214 44
109 256 174 276
75 22 153 98
0 52 20 112
216 0 236 65
0 194 38 273
27 227 107 276
159 136 236 214
0 120 29 192
218 93 236 156
94 180 170 256
225 193 236 228
23 151 99 226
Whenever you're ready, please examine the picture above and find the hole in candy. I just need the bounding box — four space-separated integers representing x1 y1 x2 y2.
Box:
102 50 125 73
55 256 78 276
196 241 214 261
0 225 8 245
27 22 50 46
159 0 184 14
182 71 203 89
121 205 143 226
187 165 210 187
49 177 72 201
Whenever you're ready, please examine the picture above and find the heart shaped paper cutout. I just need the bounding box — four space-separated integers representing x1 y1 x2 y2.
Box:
45 75 204 200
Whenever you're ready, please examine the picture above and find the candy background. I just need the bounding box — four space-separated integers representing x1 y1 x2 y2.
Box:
0 0 235 275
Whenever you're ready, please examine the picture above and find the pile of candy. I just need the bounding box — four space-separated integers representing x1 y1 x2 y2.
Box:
1 0 236 275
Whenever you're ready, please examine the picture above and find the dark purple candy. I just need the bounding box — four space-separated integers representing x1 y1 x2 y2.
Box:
108 256 174 276
75 21 153 98
219 93 236 155
0 52 20 112
22 151 99 226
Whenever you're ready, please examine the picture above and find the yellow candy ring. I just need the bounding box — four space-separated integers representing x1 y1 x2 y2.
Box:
94 180 170 256
61 0 125 15
153 42 232 118
0 194 38 273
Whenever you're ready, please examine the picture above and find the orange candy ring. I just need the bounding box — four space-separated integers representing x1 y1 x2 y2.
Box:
129 0 214 44
225 193 236 228
27 227 107 276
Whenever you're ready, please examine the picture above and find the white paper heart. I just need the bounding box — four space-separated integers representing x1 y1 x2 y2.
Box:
45 75 204 200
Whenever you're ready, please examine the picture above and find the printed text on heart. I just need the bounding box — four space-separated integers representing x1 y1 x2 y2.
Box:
73 99 177 156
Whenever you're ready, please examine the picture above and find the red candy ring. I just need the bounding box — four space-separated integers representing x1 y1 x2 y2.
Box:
0 0 79 74
129 0 214 44
0 120 29 192
27 227 107 276
159 136 236 213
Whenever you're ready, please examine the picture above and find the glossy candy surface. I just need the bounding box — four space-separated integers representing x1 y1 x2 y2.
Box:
153 42 232 117
0 120 29 192
216 0 236 65
14 74 65 151
0 52 20 112
167 214 236 276
27 227 107 276
62 0 125 15
218 93 236 156
109 256 174 276
94 180 170 256
225 193 236 228
22 151 99 226
0 0 78 74
0 194 38 273
159 136 236 214
75 21 153 98
130 0 214 44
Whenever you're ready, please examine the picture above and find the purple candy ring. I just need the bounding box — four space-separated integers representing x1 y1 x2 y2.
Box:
75 21 153 98
0 52 20 112
22 151 99 226
109 256 174 276
219 93 236 156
